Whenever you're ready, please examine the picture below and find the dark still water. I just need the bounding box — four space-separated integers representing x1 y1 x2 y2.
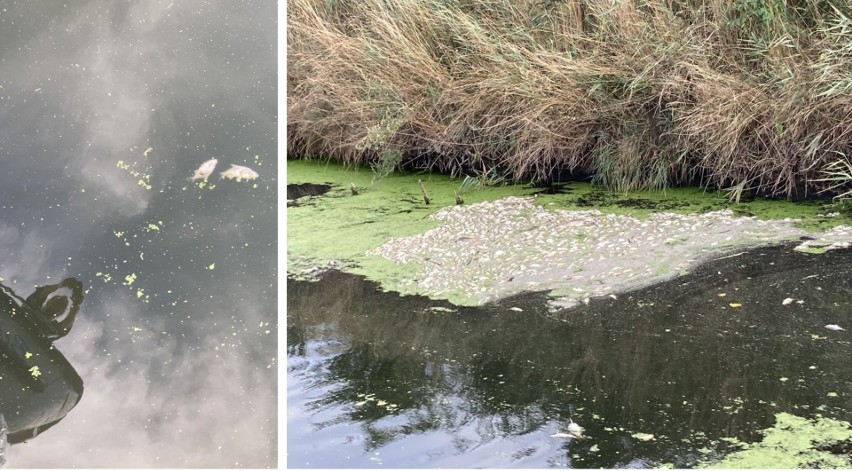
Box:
0 2 276 467
288 244 852 468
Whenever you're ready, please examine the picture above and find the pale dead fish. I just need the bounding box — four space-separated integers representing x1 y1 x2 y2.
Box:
566 421 584 439
552 420 584 439
825 324 845 331
188 158 218 182
782 297 794 305
143 147 154 156
220 164 259 182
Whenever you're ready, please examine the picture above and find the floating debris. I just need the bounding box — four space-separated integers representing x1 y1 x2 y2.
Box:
782 297 795 305
552 419 585 439
427 306 455 313
220 164 259 182
567 420 584 439
509 307 523 312
825 324 845 331
188 158 218 182
418 179 430 205
631 432 655 441
729 302 742 308
143 147 154 156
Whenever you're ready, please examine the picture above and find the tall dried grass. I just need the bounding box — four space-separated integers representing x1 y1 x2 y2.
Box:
288 0 852 198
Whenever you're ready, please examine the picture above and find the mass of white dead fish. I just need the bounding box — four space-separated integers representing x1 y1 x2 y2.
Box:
825 324 845 331
188 158 218 182
365 196 852 309
187 159 259 183
220 164 259 182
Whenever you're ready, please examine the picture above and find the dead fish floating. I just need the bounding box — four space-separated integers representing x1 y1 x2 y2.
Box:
825 324 845 331
187 159 259 184
188 158 218 182
220 164 259 182
551 419 584 440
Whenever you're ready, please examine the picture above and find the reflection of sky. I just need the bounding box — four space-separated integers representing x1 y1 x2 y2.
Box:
0 1 276 467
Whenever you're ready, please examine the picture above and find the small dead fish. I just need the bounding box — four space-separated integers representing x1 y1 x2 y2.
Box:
825 324 845 331
552 420 584 439
566 421 584 439
782 297 794 305
143 147 154 156
188 158 218 182
220 164 258 182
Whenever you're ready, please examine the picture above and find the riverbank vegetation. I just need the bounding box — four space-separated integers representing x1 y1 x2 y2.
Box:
288 0 852 200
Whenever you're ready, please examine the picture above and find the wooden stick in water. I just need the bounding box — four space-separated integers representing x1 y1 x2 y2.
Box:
418 179 430 205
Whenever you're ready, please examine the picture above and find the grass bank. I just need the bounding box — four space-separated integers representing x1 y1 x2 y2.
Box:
288 0 852 200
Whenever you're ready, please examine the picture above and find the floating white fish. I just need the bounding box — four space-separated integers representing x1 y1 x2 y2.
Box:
551 419 584 439
782 297 794 305
566 421 584 439
143 147 154 156
825 324 845 331
188 158 218 182
220 164 259 182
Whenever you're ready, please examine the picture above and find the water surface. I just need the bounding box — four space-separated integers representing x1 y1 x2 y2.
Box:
288 244 852 468
0 2 276 467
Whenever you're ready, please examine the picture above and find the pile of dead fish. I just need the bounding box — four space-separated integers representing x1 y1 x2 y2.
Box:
367 196 852 308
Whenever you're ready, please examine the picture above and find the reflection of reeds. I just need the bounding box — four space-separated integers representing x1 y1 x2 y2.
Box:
288 0 852 198
287 248 852 452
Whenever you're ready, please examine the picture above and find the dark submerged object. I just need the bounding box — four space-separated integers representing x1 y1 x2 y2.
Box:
0 278 84 449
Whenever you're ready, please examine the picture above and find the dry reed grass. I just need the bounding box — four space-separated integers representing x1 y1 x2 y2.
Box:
288 0 852 199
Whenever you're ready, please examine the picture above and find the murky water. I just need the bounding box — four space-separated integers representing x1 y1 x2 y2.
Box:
0 2 276 467
288 244 852 468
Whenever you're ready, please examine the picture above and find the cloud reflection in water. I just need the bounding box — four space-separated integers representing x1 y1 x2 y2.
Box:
0 0 276 467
